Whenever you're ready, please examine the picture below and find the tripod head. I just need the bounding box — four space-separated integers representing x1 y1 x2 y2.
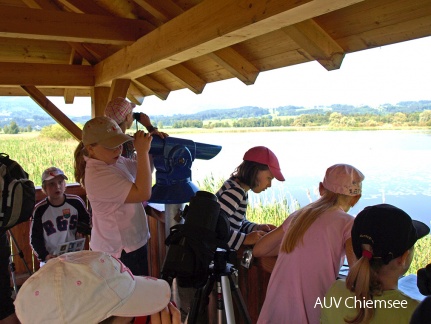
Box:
212 248 237 273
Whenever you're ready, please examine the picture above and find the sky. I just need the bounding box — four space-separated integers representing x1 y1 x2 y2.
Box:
50 36 431 117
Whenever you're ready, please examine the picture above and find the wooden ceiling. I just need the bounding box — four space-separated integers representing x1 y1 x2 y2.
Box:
0 0 430 138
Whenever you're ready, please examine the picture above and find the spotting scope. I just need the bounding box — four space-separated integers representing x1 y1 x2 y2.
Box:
148 136 222 204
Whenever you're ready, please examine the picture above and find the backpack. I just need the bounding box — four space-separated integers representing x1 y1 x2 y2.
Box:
0 153 35 236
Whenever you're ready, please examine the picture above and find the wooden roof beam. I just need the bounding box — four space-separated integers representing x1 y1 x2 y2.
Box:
133 0 208 94
208 47 259 85
55 0 114 15
21 85 82 141
282 19 345 71
0 63 94 86
0 6 151 45
94 0 365 86
134 75 170 100
68 43 100 65
108 79 131 101
92 87 109 117
133 0 183 22
164 65 206 94
127 83 146 105
21 0 59 10
64 48 84 104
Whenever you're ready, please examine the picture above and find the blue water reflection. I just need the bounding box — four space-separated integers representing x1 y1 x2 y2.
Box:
180 130 431 225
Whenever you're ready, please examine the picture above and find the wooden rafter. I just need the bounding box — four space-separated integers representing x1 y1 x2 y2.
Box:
108 79 131 101
21 85 82 140
0 6 151 45
64 49 84 103
208 47 259 85
0 63 93 86
282 19 345 71
127 83 146 105
94 0 364 86
164 65 206 94
134 75 170 100
133 0 183 22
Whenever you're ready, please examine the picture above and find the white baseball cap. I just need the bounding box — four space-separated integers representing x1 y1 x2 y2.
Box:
41 166 68 183
14 251 171 323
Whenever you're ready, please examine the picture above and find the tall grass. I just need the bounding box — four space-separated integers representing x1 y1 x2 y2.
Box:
1 133 77 186
3 133 430 275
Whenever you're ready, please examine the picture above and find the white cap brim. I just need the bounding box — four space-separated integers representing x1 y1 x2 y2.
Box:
110 277 171 317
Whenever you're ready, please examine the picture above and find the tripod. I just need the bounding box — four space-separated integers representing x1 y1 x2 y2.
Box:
7 230 32 293
187 250 251 324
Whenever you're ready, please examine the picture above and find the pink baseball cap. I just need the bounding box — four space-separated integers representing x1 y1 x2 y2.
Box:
104 97 136 124
243 146 285 181
14 251 171 323
41 167 68 183
322 164 365 196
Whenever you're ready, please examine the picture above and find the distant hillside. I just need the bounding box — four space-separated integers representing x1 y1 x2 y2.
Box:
1 96 430 129
274 101 431 116
150 100 431 126
0 97 89 129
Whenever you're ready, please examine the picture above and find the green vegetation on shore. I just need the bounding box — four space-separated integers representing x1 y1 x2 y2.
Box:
1 98 431 133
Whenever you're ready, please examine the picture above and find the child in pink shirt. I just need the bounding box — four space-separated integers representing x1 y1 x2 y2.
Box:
253 164 364 324
74 116 153 276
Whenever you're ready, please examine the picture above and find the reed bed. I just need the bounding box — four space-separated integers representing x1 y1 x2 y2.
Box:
198 175 430 276
2 134 77 186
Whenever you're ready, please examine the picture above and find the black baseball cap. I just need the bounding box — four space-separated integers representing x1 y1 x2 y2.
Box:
352 204 430 264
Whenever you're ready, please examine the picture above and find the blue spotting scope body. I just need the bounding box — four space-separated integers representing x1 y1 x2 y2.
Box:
148 136 222 204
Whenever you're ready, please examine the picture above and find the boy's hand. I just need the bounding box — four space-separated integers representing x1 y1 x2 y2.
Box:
75 232 85 239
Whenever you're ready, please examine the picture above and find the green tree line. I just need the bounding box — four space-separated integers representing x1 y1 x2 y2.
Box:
2 109 431 134
170 110 431 129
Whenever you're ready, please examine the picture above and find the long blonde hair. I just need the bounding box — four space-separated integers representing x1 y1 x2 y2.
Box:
281 189 352 253
344 245 384 324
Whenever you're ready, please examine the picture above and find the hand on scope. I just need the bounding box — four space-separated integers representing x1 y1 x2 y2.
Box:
244 230 267 246
417 263 431 296
150 302 180 324
134 130 152 155
151 129 169 139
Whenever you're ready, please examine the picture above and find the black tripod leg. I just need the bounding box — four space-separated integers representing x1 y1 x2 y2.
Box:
188 274 216 324
8 255 18 294
228 271 252 324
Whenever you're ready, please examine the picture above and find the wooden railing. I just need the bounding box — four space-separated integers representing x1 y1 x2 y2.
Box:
9 183 273 323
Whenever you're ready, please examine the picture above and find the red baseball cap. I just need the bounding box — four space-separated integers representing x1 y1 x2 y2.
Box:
243 146 285 181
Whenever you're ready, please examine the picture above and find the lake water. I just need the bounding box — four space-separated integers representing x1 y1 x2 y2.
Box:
175 130 431 225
